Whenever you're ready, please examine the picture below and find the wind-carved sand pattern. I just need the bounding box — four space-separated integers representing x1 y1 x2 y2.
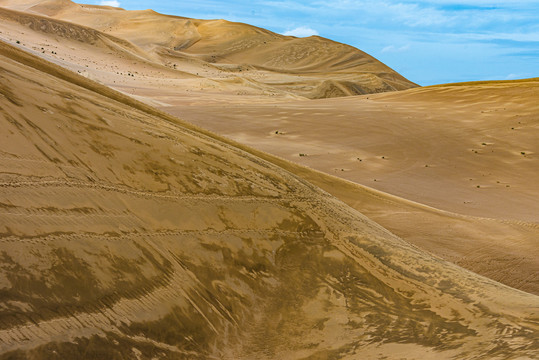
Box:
0 1 538 359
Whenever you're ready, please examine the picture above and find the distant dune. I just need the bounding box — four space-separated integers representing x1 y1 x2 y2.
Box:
0 1 538 359
0 0 417 99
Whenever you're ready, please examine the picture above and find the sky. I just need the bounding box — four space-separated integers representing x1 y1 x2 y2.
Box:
88 1 538 85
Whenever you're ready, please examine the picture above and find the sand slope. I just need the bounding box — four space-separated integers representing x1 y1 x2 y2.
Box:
0 39 538 359
0 0 535 300
0 0 417 99
1 1 539 358
171 80 539 295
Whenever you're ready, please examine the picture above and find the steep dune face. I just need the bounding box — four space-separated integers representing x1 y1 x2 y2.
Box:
0 0 417 98
1 41 538 359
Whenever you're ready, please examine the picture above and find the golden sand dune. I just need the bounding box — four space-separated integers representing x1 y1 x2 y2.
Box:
0 37 538 359
1 1 539 358
0 6 154 61
171 80 539 295
0 0 417 99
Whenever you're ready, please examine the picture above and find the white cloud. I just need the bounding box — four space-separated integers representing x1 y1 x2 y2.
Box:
99 0 120 7
465 32 539 42
504 73 532 80
283 26 319 37
381 44 411 53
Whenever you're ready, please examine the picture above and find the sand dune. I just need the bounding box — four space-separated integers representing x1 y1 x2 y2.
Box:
0 0 417 99
0 35 538 360
1 1 539 358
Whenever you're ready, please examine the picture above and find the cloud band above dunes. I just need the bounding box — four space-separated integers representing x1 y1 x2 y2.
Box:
282 26 318 37
99 0 120 7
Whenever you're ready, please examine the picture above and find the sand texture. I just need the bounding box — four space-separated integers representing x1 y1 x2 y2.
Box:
0 1 538 359
172 83 539 295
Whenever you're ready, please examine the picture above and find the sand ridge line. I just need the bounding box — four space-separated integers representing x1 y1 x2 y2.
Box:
0 228 323 242
0 180 295 202
291 166 539 230
362 181 539 230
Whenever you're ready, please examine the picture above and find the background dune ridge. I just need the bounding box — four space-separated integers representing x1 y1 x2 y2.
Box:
0 0 417 100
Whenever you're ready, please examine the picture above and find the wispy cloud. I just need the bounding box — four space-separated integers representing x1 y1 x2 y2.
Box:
99 0 120 7
505 73 520 80
283 26 319 37
381 44 410 53
465 32 539 42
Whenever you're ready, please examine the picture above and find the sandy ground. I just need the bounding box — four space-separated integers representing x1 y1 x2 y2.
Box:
164 81 539 296
167 84 539 222
4 14 532 295
0 1 538 358
0 36 538 360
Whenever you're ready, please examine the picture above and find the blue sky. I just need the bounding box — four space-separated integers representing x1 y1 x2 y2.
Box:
89 1 538 85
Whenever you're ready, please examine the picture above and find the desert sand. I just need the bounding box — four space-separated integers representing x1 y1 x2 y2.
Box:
171 82 539 295
0 1 538 359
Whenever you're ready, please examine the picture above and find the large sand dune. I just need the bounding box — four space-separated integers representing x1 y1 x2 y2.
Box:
0 34 537 360
0 0 417 100
1 1 538 358
5 1 532 296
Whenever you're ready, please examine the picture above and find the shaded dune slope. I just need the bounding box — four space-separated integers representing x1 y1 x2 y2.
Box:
0 41 538 359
